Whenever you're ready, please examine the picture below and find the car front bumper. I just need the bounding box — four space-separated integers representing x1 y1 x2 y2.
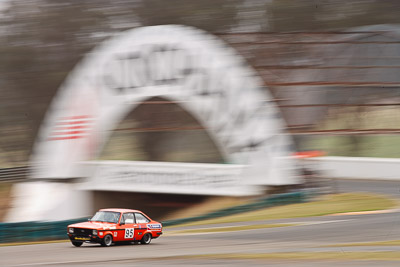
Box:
68 233 102 243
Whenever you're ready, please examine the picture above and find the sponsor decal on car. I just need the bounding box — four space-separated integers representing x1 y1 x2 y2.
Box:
147 224 161 229
75 237 90 241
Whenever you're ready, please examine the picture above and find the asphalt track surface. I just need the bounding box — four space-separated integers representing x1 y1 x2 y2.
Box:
2 179 400 267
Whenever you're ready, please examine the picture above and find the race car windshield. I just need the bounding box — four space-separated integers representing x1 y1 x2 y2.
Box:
90 211 121 223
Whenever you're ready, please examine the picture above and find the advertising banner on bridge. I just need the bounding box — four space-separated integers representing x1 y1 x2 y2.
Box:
81 161 261 196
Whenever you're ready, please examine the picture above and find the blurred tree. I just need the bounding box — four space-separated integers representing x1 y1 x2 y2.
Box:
266 0 322 32
3 0 400 167
0 0 128 167
0 1 95 166
323 0 400 29
134 0 240 32
266 0 400 32
0 0 242 167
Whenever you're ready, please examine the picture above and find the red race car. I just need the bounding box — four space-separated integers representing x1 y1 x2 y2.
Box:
67 208 162 247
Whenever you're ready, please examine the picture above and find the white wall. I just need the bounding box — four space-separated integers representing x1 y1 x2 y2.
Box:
307 156 400 180
6 182 92 222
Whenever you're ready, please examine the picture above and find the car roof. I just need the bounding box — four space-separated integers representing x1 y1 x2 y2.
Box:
99 208 142 213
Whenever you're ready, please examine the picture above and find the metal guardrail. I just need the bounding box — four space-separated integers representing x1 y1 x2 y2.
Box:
0 218 87 244
0 191 311 244
0 166 28 182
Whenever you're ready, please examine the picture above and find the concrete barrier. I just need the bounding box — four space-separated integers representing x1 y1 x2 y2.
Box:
307 156 400 180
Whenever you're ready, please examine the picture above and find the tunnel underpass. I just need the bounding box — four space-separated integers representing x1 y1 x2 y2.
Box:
94 97 232 219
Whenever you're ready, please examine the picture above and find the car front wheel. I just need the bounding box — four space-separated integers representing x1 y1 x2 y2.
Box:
101 234 113 247
72 241 83 247
140 233 152 245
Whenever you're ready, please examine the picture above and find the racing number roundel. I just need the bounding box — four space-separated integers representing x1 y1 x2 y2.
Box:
124 228 134 239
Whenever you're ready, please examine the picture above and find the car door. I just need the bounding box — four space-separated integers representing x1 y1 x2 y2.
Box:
134 212 150 240
120 212 136 241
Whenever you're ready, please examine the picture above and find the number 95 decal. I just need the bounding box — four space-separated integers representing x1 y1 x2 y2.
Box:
124 228 134 239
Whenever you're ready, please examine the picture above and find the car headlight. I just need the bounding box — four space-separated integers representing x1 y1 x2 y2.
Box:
68 228 74 233
92 229 97 236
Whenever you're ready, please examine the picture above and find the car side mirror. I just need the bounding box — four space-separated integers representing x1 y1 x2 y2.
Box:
119 222 125 226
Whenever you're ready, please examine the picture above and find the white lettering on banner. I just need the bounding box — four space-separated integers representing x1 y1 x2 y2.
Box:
101 46 273 155
80 161 260 196
103 46 193 91
96 165 241 188
32 25 300 193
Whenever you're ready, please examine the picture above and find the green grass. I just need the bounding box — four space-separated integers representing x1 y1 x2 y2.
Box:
324 240 400 247
304 107 400 157
163 197 252 221
186 251 400 261
0 239 69 247
0 183 12 221
169 223 297 235
169 193 397 228
306 135 400 158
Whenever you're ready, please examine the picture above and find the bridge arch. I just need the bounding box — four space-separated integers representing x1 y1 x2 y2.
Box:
32 25 297 187
7 25 300 222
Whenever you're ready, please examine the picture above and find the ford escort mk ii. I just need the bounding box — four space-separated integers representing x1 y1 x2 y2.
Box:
67 208 162 247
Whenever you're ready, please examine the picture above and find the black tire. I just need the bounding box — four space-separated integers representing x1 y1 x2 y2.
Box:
101 234 113 247
72 241 83 247
140 233 152 245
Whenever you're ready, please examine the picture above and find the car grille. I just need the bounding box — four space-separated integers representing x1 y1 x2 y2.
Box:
74 228 92 237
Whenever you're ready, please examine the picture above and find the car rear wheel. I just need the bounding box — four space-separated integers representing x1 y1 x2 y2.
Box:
72 241 83 247
101 234 113 247
140 233 152 245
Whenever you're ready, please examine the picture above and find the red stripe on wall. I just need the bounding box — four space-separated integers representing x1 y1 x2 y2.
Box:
49 135 86 141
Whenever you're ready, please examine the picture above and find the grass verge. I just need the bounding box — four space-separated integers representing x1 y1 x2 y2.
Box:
168 223 297 235
0 183 12 221
187 251 400 261
323 240 400 247
162 196 252 221
0 239 69 247
168 193 397 228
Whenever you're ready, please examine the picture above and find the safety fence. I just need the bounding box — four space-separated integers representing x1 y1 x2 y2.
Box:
0 166 28 182
0 218 86 244
0 191 310 244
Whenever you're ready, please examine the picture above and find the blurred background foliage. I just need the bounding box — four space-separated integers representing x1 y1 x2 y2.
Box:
3 0 400 167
